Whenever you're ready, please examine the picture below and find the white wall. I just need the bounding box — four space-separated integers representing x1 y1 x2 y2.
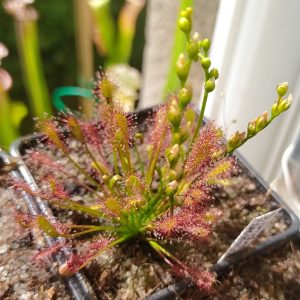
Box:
206 0 300 182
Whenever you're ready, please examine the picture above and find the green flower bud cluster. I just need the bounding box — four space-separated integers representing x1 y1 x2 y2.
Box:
176 8 201 87
178 84 193 110
271 95 292 117
166 144 180 167
174 6 219 146
178 7 193 36
227 131 246 153
196 37 218 94
272 82 292 118
168 170 177 180
166 180 178 196
176 53 190 83
187 33 200 61
201 38 210 53
276 82 288 97
227 82 292 154
200 56 218 93
200 57 211 69
209 68 219 80
172 128 189 145
167 97 190 146
247 111 268 137
204 79 215 93
168 99 181 129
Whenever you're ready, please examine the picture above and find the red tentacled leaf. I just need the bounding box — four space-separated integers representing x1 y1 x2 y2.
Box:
172 263 215 291
33 242 67 264
184 123 225 176
66 237 113 273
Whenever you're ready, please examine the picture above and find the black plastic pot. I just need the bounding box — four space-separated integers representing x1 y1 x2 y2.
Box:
8 108 300 300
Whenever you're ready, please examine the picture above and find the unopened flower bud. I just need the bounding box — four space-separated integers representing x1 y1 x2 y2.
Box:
176 53 190 82
172 132 181 144
209 68 219 80
202 38 210 51
227 131 246 151
180 7 192 21
166 180 178 196
247 121 256 137
180 10 189 18
186 121 192 129
185 108 196 123
169 143 180 158
187 40 199 60
284 95 292 110
276 82 288 98
201 57 211 69
187 33 200 60
205 79 215 93
272 94 292 118
168 103 181 129
170 98 177 106
185 7 193 16
166 144 180 167
192 32 199 40
179 128 189 144
178 84 193 109
256 111 268 131
169 170 177 180
278 96 292 113
271 103 279 118
178 17 191 34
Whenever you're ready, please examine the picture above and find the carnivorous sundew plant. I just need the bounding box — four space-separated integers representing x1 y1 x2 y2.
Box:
13 7 292 291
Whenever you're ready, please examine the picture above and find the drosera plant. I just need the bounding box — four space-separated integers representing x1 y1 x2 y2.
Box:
13 7 292 291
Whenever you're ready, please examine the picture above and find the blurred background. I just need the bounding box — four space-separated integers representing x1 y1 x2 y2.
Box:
1 0 300 191
0 0 147 144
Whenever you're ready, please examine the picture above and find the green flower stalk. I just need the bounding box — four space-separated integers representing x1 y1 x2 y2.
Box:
88 0 145 66
74 0 94 119
227 83 292 153
87 0 143 110
88 0 116 57
164 0 194 95
0 44 15 147
0 76 17 147
115 0 146 65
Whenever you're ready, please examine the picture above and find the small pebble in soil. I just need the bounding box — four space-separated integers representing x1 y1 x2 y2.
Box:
0 244 9 254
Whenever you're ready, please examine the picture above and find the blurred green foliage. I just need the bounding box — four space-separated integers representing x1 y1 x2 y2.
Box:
0 0 146 135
